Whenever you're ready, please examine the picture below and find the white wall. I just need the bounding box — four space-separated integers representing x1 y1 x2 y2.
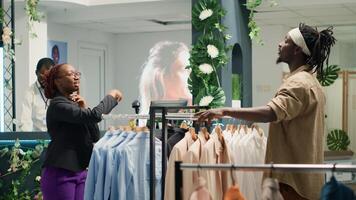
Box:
47 26 191 126
339 41 356 69
114 30 191 115
47 22 117 94
252 25 290 134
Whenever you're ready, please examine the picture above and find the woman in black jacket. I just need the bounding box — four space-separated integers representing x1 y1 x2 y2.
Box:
40 63 122 200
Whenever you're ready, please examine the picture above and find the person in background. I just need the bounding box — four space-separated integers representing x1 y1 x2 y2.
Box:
196 23 336 200
52 45 60 65
138 41 192 119
40 63 123 200
19 57 55 131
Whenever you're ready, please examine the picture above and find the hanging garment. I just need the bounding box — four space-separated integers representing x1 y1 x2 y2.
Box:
118 132 162 200
189 177 213 200
167 128 189 157
229 126 266 200
154 126 181 141
200 130 233 200
164 131 196 200
182 132 209 200
106 132 137 200
261 178 284 200
85 130 121 200
320 176 355 200
224 185 246 200
222 129 233 146
93 131 130 200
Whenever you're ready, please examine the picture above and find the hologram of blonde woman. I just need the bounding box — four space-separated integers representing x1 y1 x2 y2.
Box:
139 41 192 116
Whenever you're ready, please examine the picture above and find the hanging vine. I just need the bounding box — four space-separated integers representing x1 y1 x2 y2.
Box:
188 0 231 107
1 0 43 60
25 0 44 38
245 0 278 45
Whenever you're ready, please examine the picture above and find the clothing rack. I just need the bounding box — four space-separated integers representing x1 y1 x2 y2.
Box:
103 107 256 200
103 113 203 120
148 105 210 200
174 162 356 200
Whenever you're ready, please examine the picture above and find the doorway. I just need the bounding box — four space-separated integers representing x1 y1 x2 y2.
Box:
78 42 106 129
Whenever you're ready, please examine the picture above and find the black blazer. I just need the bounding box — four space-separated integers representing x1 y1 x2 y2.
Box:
43 94 117 172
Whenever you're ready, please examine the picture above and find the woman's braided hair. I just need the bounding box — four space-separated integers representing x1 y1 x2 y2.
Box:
43 64 66 99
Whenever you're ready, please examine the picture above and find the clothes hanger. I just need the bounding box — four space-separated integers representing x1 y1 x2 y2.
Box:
214 125 224 142
224 164 246 200
189 127 198 141
232 125 238 134
180 121 189 129
226 124 232 132
128 119 136 130
200 127 210 140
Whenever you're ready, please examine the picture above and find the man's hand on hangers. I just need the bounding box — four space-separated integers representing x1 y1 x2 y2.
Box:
195 108 225 124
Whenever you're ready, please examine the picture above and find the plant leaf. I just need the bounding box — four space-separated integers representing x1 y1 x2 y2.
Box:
318 65 340 87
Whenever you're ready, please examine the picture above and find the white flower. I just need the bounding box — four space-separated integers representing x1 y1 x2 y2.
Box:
198 63 214 74
225 34 232 40
207 44 219 58
3 27 12 36
18 149 26 155
35 176 41 182
2 27 12 45
29 0 38 6
199 9 213 21
199 96 214 106
2 35 11 45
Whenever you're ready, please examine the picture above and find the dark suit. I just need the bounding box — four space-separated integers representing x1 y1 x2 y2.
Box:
43 94 117 172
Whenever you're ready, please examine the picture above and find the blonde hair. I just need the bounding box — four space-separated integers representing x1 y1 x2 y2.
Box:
139 41 189 116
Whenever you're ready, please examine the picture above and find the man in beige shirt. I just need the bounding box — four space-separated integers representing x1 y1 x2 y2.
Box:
196 23 336 200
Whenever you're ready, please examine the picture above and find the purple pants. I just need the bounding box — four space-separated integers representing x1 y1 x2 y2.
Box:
40 166 87 200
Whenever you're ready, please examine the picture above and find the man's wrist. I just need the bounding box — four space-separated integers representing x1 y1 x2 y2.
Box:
222 108 230 116
222 108 237 117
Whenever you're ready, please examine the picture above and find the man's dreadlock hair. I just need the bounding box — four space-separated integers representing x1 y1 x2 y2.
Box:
299 23 336 80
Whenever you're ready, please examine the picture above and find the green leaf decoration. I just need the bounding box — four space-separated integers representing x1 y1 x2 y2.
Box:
317 64 340 87
245 0 262 10
189 0 230 108
194 86 226 108
192 0 226 32
0 147 9 157
327 129 350 151
14 139 20 148
189 34 229 70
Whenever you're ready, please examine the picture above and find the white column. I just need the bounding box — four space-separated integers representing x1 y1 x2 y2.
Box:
15 4 48 125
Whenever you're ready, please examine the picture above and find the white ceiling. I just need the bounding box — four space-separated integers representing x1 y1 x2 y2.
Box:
255 0 356 42
20 0 356 41
37 0 191 34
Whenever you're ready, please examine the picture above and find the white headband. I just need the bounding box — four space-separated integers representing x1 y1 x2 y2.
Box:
288 28 311 56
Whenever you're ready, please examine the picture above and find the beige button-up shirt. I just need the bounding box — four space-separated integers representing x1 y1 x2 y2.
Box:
200 131 233 200
266 65 325 200
182 132 208 200
164 132 195 200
